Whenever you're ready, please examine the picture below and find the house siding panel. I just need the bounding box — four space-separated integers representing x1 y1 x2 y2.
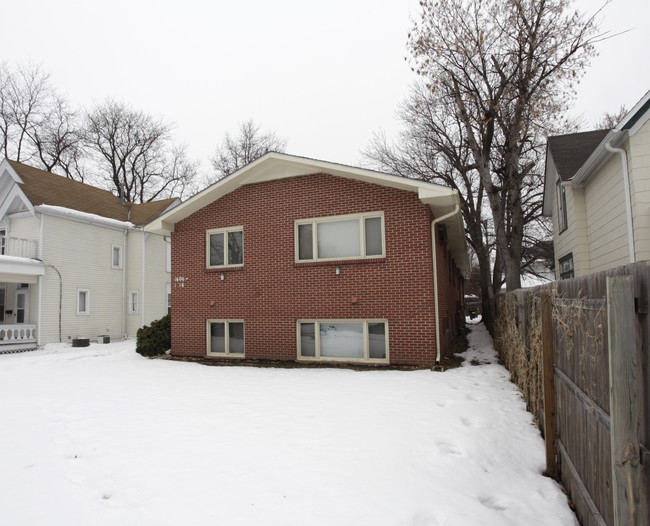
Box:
171 173 462 366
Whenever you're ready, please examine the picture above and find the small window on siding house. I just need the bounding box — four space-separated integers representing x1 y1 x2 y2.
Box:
77 289 90 315
558 253 574 280
556 181 568 232
129 291 139 314
112 245 122 269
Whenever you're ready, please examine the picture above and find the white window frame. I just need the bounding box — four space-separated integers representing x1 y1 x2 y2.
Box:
166 283 171 315
128 290 139 315
77 289 90 315
297 319 389 364
556 181 568 233
295 212 385 262
0 228 6 255
206 226 244 269
206 319 245 357
112 245 123 269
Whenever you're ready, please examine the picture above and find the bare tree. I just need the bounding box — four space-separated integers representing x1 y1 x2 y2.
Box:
85 100 198 203
406 0 603 293
0 62 52 162
210 119 287 180
597 105 627 129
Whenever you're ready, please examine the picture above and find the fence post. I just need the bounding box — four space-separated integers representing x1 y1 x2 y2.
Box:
607 276 642 525
541 290 558 479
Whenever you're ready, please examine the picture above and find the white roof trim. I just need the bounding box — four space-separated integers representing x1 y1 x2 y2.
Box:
146 152 457 236
0 255 45 277
34 205 135 231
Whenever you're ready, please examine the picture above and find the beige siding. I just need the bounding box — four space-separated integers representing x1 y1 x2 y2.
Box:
39 214 126 344
584 154 629 273
629 118 650 262
7 215 40 248
125 231 170 337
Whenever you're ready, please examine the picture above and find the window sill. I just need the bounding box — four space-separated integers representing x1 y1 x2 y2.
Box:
206 266 244 273
294 257 386 268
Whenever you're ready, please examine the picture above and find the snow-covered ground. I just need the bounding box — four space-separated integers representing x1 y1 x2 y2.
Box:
0 324 576 526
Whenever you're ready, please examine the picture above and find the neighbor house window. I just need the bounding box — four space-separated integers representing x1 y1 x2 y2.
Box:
206 227 243 268
77 289 90 315
206 320 245 356
112 245 123 269
295 212 384 262
0 287 4 323
558 253 574 280
297 320 388 363
129 291 139 314
556 181 568 232
166 283 171 315
0 228 6 255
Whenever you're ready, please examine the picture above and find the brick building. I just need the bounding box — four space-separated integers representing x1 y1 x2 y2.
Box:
146 153 469 366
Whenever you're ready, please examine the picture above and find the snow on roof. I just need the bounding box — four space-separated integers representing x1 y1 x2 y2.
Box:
35 205 135 230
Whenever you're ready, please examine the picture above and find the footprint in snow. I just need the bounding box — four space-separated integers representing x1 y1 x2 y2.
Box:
436 441 465 457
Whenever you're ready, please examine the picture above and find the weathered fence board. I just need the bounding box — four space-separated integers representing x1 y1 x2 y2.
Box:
494 262 649 526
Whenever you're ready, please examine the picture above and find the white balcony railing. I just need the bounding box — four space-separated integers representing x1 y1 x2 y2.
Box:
0 324 38 352
0 236 38 259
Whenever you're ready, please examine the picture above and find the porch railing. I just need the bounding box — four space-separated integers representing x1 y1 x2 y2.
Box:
0 236 38 259
0 324 38 353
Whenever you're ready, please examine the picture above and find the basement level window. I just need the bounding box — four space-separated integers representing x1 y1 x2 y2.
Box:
206 320 245 357
297 320 388 363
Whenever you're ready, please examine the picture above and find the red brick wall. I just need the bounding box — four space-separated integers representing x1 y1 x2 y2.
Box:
170 173 463 366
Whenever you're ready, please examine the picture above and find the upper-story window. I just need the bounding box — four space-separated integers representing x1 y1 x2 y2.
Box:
556 180 568 233
0 228 6 255
206 227 243 268
112 245 123 269
295 212 384 262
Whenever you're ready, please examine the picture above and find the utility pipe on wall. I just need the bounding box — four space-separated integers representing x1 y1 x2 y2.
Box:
431 199 460 365
605 141 635 264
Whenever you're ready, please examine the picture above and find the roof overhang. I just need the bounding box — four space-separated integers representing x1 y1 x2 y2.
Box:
0 256 45 283
146 152 470 275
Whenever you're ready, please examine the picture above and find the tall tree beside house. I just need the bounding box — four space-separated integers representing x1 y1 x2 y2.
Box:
367 0 602 326
210 119 287 180
85 99 199 203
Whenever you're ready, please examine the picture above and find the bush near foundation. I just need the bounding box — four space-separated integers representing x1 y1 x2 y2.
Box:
136 314 171 357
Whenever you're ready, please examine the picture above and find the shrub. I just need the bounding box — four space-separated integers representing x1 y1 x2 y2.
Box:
136 314 171 357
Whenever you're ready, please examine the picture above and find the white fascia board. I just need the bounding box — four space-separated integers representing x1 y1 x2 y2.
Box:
616 88 650 132
145 152 454 234
0 255 45 276
0 158 25 184
34 205 135 231
571 130 627 187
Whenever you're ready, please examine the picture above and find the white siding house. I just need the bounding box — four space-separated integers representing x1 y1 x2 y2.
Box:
543 89 650 279
0 159 177 352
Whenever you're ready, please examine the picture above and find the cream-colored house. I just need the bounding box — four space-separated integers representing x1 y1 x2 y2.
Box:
0 159 177 352
543 89 650 279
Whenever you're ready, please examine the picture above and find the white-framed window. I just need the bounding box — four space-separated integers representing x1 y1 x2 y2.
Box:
166 283 171 315
112 245 123 269
0 286 5 323
206 227 244 268
128 291 139 314
556 181 568 232
297 319 388 363
295 212 385 262
206 320 245 357
77 289 90 315
0 228 6 255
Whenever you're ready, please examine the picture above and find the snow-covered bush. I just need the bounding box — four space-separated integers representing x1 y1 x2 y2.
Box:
136 314 171 357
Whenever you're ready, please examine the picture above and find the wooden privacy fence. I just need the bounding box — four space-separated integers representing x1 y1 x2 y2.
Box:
494 262 649 526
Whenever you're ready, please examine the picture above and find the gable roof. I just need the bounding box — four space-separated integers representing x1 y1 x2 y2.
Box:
547 129 611 181
6 160 177 226
146 152 470 274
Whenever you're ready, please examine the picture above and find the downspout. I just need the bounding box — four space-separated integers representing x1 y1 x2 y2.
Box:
431 198 460 365
37 213 43 346
142 231 148 328
122 228 127 339
605 141 635 263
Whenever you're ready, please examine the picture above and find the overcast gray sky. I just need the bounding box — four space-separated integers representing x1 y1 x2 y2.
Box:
2 0 648 173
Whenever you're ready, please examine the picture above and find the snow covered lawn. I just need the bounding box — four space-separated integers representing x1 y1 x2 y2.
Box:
0 324 576 525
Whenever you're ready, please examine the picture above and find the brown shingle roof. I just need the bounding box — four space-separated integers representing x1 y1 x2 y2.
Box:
547 129 611 181
8 160 177 226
